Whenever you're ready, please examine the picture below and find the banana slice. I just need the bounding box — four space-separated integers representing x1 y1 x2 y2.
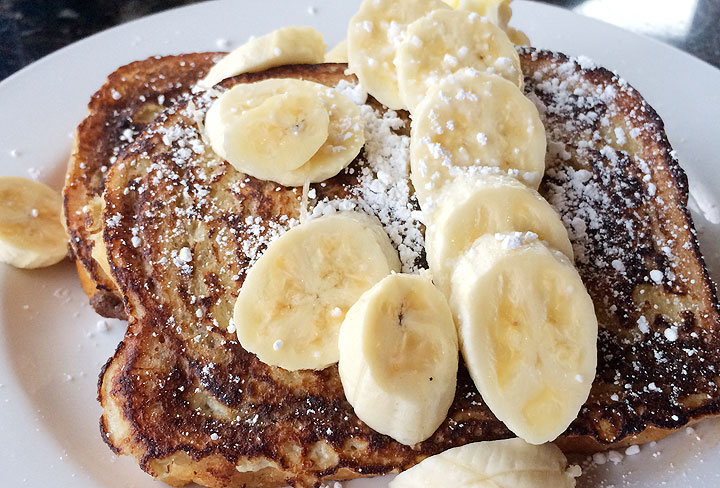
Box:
441 0 531 45
395 9 522 111
390 438 581 487
234 212 400 371
226 92 330 173
410 69 546 207
90 231 113 280
508 26 531 45
199 26 326 88
325 39 348 63
450 234 597 444
284 86 365 185
347 0 449 110
0 177 67 269
456 0 512 30
425 174 573 294
205 78 364 186
338 273 458 446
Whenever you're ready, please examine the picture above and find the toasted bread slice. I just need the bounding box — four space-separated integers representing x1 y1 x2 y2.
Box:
63 53 222 319
98 53 720 488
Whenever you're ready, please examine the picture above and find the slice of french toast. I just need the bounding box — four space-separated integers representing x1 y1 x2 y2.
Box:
98 53 720 488
63 53 222 319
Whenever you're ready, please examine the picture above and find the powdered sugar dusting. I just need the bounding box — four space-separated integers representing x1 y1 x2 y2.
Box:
310 82 424 273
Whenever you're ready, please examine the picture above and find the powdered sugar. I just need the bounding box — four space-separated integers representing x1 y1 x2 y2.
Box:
310 82 424 273
494 231 538 250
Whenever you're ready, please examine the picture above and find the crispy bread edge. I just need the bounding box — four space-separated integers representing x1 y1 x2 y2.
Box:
64 53 223 320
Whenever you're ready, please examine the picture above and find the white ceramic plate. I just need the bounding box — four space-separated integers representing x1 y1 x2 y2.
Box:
1 1 719 486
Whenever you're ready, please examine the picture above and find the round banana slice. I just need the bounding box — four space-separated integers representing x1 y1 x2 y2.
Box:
339 273 458 446
234 212 400 371
390 438 581 487
283 87 365 185
450 234 597 444
347 0 449 110
325 39 348 63
425 174 573 294
205 78 364 186
0 177 67 269
225 93 330 173
395 9 522 111
410 69 546 207
199 26 326 88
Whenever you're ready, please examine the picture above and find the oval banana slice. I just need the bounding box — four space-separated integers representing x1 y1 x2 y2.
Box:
390 438 581 487
0 177 67 269
395 9 522 111
199 26 326 88
425 174 573 294
225 92 330 173
347 0 449 110
234 212 400 371
410 69 546 207
338 273 458 446
283 86 365 185
450 234 597 444
205 78 364 186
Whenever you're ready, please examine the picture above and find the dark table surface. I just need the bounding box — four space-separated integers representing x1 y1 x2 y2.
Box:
1 0 718 81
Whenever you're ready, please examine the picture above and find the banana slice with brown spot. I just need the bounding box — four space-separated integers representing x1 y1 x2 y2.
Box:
205 78 364 186
338 273 458 445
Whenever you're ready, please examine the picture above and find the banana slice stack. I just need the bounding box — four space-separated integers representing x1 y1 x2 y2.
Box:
348 0 545 201
345 0 596 459
347 0 450 110
425 174 573 295
205 77 365 186
223 0 596 478
348 0 529 112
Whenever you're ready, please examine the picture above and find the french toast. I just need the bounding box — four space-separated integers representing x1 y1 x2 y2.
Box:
63 53 221 319
96 51 720 487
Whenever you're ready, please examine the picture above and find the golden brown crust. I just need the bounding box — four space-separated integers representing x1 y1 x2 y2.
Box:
64 53 223 319
524 48 720 449
97 53 720 487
